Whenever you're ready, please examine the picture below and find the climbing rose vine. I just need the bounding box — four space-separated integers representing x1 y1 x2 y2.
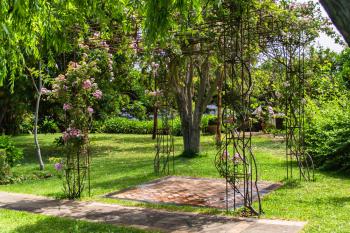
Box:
53 58 102 199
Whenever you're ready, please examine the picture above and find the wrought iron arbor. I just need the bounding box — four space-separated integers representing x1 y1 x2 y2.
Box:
264 8 315 182
214 2 262 215
153 65 175 176
283 33 315 182
154 98 175 176
214 0 315 215
152 0 315 215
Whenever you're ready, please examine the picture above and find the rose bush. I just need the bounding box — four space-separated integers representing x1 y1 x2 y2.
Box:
52 57 103 199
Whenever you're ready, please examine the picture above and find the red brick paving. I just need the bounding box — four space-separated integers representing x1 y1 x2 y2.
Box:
106 176 281 209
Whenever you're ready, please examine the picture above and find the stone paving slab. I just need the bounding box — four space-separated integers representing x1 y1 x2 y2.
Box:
105 176 281 209
0 191 306 233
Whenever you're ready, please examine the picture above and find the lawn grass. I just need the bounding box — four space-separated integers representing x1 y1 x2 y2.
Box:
0 208 152 233
0 133 350 233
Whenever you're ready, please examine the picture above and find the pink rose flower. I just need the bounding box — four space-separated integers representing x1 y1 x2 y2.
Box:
68 61 80 69
63 127 82 142
151 62 160 70
148 90 162 97
92 90 103 99
69 128 81 137
268 106 274 116
63 103 72 111
93 32 100 38
87 107 94 114
62 131 70 142
222 150 230 160
83 79 92 89
233 153 241 161
40 87 51 95
55 74 66 82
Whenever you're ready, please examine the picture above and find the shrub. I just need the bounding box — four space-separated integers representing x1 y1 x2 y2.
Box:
40 117 60 134
305 97 350 171
96 114 217 136
0 149 11 182
19 113 33 134
201 115 217 134
0 136 23 167
0 136 23 184
207 116 218 125
97 117 154 134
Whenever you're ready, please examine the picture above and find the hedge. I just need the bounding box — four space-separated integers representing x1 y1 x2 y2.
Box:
305 97 350 171
95 115 216 136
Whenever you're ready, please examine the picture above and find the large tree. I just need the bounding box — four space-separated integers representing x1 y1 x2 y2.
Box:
168 48 221 155
0 0 134 169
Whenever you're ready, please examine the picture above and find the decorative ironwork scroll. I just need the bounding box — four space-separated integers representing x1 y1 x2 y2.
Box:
154 101 175 175
261 3 315 182
153 64 175 176
215 2 262 215
283 32 315 181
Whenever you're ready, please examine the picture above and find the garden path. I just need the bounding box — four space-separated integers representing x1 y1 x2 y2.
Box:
0 191 305 233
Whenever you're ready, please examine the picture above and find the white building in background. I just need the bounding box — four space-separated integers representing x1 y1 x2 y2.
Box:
206 105 218 115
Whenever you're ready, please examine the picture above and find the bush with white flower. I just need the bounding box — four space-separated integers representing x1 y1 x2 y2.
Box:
52 58 102 199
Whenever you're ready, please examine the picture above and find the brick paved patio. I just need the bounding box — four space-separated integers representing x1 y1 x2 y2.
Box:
105 176 281 209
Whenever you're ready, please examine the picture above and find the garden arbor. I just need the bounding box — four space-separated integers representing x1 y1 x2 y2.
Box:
151 0 316 215
215 1 316 214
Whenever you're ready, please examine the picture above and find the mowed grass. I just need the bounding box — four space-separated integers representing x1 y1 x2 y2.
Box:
0 133 349 233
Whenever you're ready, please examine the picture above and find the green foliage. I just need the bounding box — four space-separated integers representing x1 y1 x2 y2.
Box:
207 116 218 125
97 117 154 134
303 48 350 171
125 101 148 120
334 48 350 89
0 136 23 167
96 114 216 136
0 136 23 184
19 113 34 134
0 149 11 182
40 117 59 134
305 97 350 171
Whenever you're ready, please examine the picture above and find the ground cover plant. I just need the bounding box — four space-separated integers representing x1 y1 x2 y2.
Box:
0 134 349 233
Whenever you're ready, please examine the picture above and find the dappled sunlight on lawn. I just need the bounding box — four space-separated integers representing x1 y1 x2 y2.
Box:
1 133 350 232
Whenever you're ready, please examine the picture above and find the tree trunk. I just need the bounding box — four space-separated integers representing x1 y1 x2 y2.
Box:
320 0 350 45
181 116 201 155
0 104 7 132
33 63 44 170
169 56 220 156
34 92 44 170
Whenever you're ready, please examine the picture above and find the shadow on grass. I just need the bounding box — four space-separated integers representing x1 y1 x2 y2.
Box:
252 136 285 149
279 179 302 189
317 168 350 180
92 173 157 192
326 196 350 205
11 215 146 233
91 134 154 144
90 145 155 156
